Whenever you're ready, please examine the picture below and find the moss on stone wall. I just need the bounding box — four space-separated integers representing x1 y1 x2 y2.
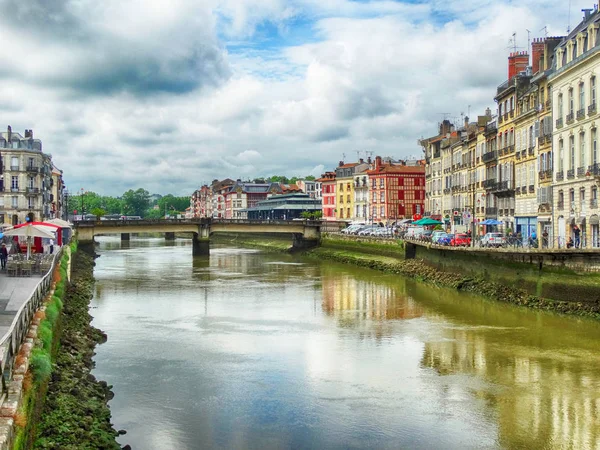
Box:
33 247 122 450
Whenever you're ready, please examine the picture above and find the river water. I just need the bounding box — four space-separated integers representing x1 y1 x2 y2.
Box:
90 237 600 450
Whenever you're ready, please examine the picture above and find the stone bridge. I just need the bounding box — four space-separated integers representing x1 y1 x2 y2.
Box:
74 218 321 255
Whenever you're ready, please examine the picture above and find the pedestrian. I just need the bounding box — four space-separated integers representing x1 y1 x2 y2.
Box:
542 230 549 248
573 225 581 248
530 230 537 247
0 244 7 270
49 238 54 254
516 231 523 247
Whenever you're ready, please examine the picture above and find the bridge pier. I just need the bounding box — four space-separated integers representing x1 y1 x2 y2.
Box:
405 242 417 259
121 233 130 241
165 232 175 241
193 233 210 256
291 233 319 252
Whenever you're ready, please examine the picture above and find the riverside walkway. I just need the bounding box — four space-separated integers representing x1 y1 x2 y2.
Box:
0 274 46 339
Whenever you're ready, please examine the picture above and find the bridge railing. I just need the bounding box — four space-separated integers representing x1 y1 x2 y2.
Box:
74 218 322 227
0 247 63 406
212 218 321 226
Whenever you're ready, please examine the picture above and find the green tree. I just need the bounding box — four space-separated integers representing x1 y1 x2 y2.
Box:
91 207 106 220
122 188 150 216
304 175 316 181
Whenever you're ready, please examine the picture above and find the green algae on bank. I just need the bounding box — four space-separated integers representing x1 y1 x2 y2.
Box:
34 248 122 450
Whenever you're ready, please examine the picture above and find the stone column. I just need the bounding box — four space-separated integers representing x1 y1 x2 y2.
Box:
192 232 209 256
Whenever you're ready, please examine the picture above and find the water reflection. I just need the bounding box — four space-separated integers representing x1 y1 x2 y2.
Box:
91 237 600 450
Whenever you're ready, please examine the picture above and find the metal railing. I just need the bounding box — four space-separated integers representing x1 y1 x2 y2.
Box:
577 108 586 120
0 248 63 406
556 171 564 181
567 169 575 179
566 112 574 123
556 117 563 128
482 151 497 163
577 166 586 177
589 103 597 115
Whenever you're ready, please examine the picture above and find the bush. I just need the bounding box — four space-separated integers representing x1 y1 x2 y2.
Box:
30 348 52 384
38 321 53 353
51 296 63 310
44 304 59 325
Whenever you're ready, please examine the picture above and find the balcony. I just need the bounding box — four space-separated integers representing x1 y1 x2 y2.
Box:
591 198 598 209
577 108 586 120
486 122 497 133
25 165 39 173
556 171 564 181
556 117 563 128
443 188 451 194
482 151 497 163
26 187 39 195
557 201 565 211
516 187 521 195
545 99 551 110
577 166 586 178
506 145 515 154
483 179 497 190
529 184 535 193
566 112 574 124
528 146 535 156
589 163 600 176
589 103 597 116
498 115 504 124
538 169 553 180
495 180 514 193
516 151 522 160
10 166 18 171
567 169 575 179
504 113 509 122
485 207 498 217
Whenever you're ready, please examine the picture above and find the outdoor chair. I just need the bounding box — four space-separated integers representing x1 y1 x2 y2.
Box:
20 261 32 277
6 261 18 277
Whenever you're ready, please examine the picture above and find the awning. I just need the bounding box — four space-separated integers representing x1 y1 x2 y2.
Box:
591 214 599 225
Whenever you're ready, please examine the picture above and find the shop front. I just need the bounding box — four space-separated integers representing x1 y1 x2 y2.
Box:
515 216 537 243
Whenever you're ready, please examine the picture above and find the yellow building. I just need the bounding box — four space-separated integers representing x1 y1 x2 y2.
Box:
335 160 370 221
493 51 530 231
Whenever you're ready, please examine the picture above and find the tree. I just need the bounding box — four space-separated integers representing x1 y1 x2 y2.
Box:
122 188 150 216
304 175 316 181
91 207 106 220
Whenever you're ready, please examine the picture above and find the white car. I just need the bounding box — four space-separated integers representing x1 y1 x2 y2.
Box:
404 226 426 239
480 232 506 247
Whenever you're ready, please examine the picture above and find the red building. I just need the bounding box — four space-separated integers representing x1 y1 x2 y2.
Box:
367 157 425 222
316 172 336 221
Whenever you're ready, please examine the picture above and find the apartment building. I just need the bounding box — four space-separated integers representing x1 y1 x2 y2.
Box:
551 7 600 247
223 180 282 219
367 156 425 223
296 179 317 199
353 167 370 223
422 120 454 219
0 126 59 225
335 160 370 221
316 172 336 221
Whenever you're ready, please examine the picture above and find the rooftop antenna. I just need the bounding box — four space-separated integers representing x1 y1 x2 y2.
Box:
540 26 548 38
342 152 346 162
568 0 572 33
526 29 531 53
356 150 361 161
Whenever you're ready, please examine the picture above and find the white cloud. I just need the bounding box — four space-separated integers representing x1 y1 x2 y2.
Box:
0 0 595 195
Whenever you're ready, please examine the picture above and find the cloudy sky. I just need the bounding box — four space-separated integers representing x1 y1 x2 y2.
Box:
0 0 593 196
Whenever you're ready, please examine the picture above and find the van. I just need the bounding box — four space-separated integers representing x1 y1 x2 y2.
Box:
404 226 426 239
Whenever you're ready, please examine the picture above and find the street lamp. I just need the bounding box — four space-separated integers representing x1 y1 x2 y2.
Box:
80 188 85 219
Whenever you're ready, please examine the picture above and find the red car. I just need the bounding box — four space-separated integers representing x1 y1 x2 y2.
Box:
450 233 471 247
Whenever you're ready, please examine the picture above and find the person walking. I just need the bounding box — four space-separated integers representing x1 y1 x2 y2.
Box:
49 239 54 254
542 229 549 248
573 225 581 248
0 244 7 270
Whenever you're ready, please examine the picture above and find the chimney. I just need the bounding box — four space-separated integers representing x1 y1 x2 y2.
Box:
339 160 344 167
531 38 545 74
464 116 469 127
485 107 491 117
7 126 11 142
583 8 594 21
375 156 382 169
359 158 364 164
367 156 372 164
508 51 529 80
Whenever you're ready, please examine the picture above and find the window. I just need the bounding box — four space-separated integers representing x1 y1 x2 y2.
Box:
380 192 385 202
28 176 34 189
10 157 18 170
379 178 384 188
592 76 597 106
11 176 18 190
11 196 17 208
372 206 377 217
558 93 564 118
372 192 377 203
569 88 574 114
559 139 564 171
380 206 385 217
593 128 598 165
580 82 585 110
28 198 34 209
581 132 586 168
570 136 575 169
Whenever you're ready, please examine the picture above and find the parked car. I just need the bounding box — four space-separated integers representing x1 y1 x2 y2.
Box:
437 233 453 246
450 233 471 247
357 225 379 236
431 230 447 244
480 232 506 248
404 226 426 239
341 224 363 235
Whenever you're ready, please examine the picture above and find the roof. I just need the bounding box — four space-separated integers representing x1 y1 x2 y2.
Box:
338 163 358 169
367 164 425 175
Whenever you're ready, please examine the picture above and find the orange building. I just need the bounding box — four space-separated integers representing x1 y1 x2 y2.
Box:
367 157 426 222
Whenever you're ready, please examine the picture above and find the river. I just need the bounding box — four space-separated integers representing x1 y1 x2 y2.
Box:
90 237 600 450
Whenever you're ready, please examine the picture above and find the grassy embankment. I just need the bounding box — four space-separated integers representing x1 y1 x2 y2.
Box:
226 233 600 319
12 242 122 450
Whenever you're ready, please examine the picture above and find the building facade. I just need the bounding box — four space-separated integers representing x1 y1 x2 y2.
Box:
551 8 600 247
316 172 336 221
0 126 59 225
